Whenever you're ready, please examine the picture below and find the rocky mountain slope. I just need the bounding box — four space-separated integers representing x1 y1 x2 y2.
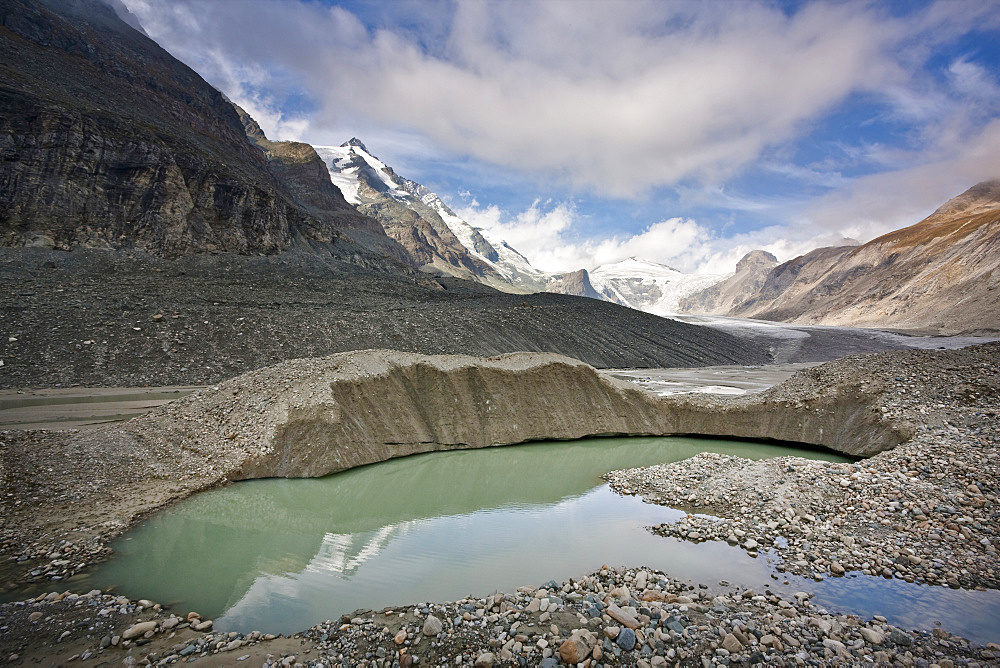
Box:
0 248 770 388
0 0 403 264
679 250 778 314
590 257 728 316
730 181 1000 334
314 140 511 286
0 0 776 386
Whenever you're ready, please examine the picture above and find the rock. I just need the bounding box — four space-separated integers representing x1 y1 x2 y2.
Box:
192 620 213 632
474 652 494 668
423 615 443 636
558 630 597 663
616 627 636 651
743 539 758 551
831 562 846 576
860 628 885 645
722 633 744 653
889 628 913 646
604 626 620 639
28 612 42 622
122 621 157 640
606 603 640 629
394 629 407 644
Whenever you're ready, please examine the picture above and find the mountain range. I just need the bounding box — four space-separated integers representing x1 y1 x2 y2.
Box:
1 0 997 339
726 181 1000 334
315 138 737 312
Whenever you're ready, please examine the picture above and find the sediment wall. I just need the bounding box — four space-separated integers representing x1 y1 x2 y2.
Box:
125 350 911 483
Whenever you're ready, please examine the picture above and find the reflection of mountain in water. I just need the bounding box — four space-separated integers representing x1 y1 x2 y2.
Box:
86 437 849 625
309 524 416 576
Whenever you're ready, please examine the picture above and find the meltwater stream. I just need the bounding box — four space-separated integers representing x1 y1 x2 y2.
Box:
73 436 1000 644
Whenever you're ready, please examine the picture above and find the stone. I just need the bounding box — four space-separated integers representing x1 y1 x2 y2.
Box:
831 562 846 576
722 633 744 653
606 603 640 629
558 629 597 663
394 629 407 645
860 628 885 645
616 627 637 651
423 615 443 636
122 621 157 640
192 620 213 632
474 652 494 667
28 612 42 622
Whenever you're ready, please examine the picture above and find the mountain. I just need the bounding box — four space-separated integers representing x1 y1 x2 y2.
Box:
541 269 604 300
589 257 728 316
0 0 403 264
729 181 1000 334
678 250 778 315
314 140 514 287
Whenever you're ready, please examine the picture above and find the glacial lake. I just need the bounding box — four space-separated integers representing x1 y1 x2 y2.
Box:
62 436 1000 644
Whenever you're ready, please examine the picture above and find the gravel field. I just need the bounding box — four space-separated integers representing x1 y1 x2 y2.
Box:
607 343 1000 594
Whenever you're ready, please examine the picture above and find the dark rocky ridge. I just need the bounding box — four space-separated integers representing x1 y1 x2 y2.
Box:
0 0 399 264
0 248 770 388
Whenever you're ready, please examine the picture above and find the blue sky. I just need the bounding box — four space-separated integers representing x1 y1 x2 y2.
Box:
123 0 1000 274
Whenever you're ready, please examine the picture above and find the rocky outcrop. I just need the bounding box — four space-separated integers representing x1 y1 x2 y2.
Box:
730 181 1000 334
543 268 604 300
679 250 778 314
233 109 413 265
0 0 400 263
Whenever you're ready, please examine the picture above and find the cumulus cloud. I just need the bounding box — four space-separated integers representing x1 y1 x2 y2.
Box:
121 0 1000 275
452 198 830 276
122 0 997 197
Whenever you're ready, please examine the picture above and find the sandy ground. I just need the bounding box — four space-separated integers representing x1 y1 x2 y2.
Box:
0 386 201 431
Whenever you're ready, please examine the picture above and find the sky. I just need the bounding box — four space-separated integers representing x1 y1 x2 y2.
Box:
122 0 1000 275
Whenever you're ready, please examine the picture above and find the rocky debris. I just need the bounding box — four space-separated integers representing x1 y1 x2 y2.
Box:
0 247 767 390
6 567 996 666
607 342 1000 590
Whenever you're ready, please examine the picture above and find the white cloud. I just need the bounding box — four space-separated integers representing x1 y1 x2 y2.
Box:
121 0 997 197
453 197 828 276
120 0 1000 272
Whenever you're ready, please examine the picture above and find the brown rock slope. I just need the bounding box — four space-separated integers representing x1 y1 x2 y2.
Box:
0 0 399 262
730 181 1000 334
680 250 778 314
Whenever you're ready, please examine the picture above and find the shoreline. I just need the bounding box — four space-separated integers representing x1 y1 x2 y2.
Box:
1 344 998 664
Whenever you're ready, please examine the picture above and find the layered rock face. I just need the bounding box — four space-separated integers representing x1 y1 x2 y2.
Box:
0 0 397 261
105 349 915 487
730 181 1000 333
